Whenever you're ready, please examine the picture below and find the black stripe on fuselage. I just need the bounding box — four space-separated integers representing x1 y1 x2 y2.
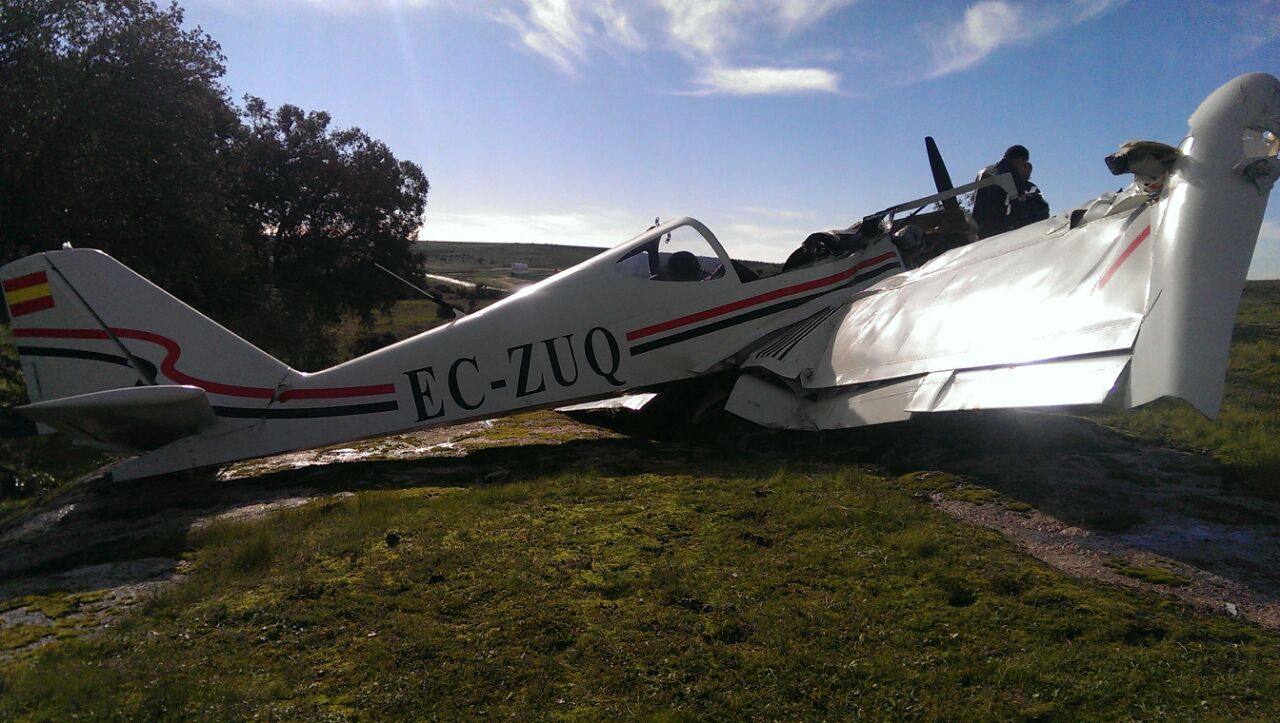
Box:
17 345 159 380
212 401 400 419
628 261 901 356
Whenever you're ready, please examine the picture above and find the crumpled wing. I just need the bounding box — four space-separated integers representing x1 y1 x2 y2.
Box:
729 206 1151 429
728 72 1280 431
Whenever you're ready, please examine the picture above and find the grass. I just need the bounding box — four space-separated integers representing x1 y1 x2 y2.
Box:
1093 281 1280 500
0 456 1278 718
1105 559 1192 587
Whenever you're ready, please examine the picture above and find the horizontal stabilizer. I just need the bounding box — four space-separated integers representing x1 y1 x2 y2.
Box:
18 385 215 450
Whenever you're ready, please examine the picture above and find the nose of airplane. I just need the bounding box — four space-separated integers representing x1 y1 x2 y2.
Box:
1128 73 1280 418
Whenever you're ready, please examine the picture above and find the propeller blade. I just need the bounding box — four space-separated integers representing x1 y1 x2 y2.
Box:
926 136 961 212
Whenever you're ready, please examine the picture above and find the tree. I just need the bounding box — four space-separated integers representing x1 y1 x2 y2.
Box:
0 1 256 318
233 97 429 327
0 1 432 370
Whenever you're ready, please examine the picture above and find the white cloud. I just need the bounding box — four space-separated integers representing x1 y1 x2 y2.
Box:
656 0 740 56
927 1 1035 78
694 65 841 95
296 0 437 13
656 0 855 56
486 0 854 94
924 0 1124 79
656 0 854 94
210 0 855 94
490 0 645 76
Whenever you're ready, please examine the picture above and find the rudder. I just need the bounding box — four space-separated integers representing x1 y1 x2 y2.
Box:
3 249 289 418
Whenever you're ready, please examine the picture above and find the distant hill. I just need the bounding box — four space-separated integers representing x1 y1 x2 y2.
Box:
415 241 606 289
416 240 782 289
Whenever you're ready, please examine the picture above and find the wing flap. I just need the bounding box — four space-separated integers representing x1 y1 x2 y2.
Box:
726 374 921 431
904 354 1129 413
727 352 1128 431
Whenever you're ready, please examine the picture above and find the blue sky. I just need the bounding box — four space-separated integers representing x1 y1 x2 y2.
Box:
184 0 1280 275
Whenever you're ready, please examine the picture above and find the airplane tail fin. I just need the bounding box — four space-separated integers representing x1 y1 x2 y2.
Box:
1128 72 1280 417
3 249 289 440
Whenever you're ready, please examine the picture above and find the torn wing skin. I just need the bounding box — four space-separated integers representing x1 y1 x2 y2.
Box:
728 72 1280 431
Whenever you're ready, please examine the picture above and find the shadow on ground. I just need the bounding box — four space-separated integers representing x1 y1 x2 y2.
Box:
1 408 1277 625
580 406 1280 622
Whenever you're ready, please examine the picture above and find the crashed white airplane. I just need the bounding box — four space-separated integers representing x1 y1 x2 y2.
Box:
4 73 1279 481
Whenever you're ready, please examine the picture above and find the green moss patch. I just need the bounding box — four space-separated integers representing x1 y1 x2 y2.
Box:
1105 559 1192 587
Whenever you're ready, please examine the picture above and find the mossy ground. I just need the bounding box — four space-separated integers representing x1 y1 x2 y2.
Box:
1104 559 1192 587
0 433 1278 718
1093 281 1280 500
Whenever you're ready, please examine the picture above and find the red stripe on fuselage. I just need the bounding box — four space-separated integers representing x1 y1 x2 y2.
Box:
12 327 395 401
626 251 899 342
1097 225 1151 289
278 384 395 401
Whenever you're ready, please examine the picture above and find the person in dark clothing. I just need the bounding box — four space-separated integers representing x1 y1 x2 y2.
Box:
972 144 1050 239
663 251 705 281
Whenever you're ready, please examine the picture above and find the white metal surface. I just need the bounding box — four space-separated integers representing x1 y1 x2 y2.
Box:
556 392 658 413
798 204 1153 389
1128 72 1280 416
904 355 1130 413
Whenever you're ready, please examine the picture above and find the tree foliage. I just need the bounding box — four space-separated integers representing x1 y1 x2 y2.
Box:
236 97 428 325
0 0 429 368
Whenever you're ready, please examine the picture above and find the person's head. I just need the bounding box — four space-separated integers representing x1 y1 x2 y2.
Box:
1003 144 1032 180
666 251 702 281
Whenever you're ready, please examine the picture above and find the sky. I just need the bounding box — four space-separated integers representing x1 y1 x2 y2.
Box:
182 0 1280 276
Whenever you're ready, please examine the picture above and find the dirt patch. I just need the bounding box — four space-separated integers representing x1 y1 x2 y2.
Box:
873 412 1280 629
0 557 185 658
217 421 496 480
930 494 1280 628
579 405 1280 629
0 412 630 653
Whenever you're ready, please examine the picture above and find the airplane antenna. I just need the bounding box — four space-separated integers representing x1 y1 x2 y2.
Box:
373 262 467 319
926 136 961 213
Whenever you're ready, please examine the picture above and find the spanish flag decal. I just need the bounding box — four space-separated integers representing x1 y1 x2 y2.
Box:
4 271 55 317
